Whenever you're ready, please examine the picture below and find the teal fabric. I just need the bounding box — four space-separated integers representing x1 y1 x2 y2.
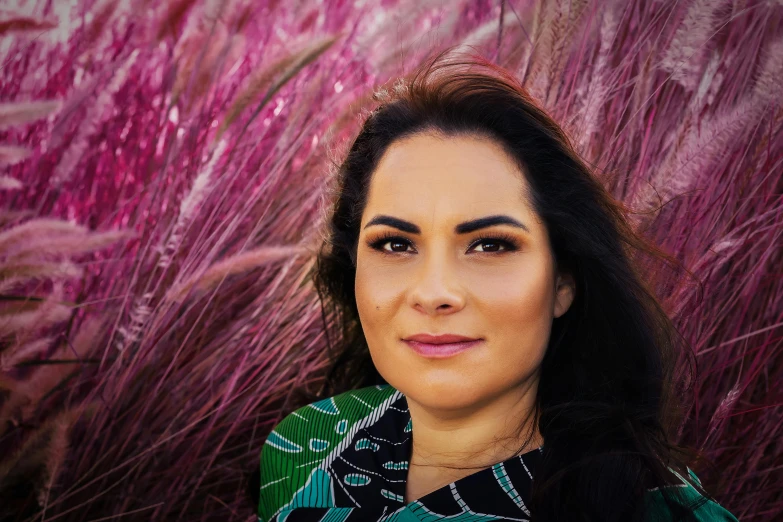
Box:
645 467 740 521
258 384 739 521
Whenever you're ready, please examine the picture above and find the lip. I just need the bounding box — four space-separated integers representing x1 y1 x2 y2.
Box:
402 334 483 359
404 333 480 344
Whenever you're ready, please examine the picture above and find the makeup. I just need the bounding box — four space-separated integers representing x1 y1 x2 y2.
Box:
403 339 484 358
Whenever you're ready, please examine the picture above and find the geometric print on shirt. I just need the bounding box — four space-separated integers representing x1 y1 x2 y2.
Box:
257 384 739 522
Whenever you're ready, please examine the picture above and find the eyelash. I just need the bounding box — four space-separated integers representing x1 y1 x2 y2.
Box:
367 231 520 256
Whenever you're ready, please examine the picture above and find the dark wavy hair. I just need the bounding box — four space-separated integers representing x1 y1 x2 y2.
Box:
249 50 720 521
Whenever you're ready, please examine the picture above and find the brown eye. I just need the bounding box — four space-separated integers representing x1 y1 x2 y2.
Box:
468 234 520 254
473 240 503 252
368 234 414 254
386 239 410 253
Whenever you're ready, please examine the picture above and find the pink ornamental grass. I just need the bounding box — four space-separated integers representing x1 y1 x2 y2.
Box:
0 0 780 521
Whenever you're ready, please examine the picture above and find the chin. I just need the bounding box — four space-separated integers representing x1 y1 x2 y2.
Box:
371 345 506 411
414 393 484 412
391 373 490 411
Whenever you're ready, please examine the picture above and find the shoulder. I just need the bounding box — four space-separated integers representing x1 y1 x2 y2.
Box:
268 383 400 448
257 384 400 520
645 468 739 521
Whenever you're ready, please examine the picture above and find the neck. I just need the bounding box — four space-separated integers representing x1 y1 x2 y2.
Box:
405 377 543 471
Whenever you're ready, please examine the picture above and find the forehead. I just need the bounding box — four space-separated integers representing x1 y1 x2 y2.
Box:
363 132 534 225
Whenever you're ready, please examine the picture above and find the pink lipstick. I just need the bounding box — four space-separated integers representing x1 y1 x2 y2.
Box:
402 333 483 359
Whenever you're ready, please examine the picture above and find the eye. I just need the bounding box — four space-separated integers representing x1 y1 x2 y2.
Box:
366 232 520 255
368 233 415 254
468 233 520 253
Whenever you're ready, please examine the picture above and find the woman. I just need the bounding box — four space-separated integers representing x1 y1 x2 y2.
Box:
254 52 740 521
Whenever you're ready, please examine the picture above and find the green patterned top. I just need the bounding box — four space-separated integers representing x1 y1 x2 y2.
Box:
258 384 739 521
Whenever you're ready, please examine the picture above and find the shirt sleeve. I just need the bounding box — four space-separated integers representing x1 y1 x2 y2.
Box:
645 468 740 521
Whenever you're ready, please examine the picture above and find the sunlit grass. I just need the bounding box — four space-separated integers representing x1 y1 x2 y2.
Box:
0 0 780 520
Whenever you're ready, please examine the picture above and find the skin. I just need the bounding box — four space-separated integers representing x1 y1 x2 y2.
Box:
354 131 576 503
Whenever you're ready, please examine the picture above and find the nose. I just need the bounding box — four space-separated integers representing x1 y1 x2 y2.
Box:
407 247 466 316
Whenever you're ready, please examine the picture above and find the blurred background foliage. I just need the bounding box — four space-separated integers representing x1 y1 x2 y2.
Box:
0 0 781 520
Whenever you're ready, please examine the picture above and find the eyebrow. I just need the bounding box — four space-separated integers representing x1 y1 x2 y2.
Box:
363 214 530 234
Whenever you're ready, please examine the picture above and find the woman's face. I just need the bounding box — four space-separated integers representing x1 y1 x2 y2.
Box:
354 132 575 412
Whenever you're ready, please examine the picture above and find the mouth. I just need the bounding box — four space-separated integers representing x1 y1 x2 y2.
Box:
402 339 484 359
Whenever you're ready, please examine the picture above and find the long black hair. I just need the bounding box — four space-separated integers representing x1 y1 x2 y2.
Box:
251 49 717 522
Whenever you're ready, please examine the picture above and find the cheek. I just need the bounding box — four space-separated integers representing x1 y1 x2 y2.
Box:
354 254 413 303
474 261 555 326
354 268 374 333
354 263 400 338
355 264 404 384
451 263 555 394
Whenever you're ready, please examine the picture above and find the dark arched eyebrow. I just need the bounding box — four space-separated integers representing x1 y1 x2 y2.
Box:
363 214 530 234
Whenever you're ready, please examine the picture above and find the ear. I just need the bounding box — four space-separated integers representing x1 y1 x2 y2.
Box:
553 272 576 318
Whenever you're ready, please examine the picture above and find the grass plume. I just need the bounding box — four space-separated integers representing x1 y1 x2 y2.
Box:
0 1 779 520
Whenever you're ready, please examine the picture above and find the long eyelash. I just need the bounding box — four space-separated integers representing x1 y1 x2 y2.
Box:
469 232 520 252
367 232 413 255
366 231 520 254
